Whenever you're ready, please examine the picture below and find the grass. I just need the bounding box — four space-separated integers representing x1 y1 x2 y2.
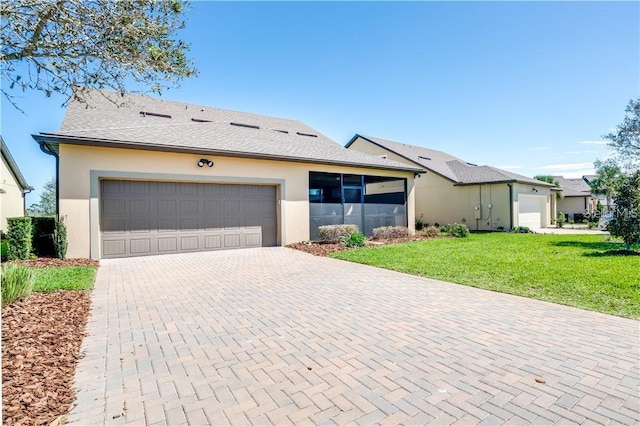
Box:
32 266 96 292
331 233 640 319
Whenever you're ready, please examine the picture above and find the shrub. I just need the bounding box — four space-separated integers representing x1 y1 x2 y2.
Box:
340 231 366 248
574 213 585 223
1 239 7 261
53 217 69 260
1 264 34 307
588 222 598 229
373 226 409 239
511 226 532 234
6 217 33 260
317 224 359 242
420 225 440 238
31 216 56 257
568 220 575 225
556 212 566 228
443 223 470 238
496 226 505 232
415 214 425 231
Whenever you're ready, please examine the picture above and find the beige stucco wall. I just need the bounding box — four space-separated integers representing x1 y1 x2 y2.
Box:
557 197 590 219
1 156 26 231
347 136 553 230
59 144 415 259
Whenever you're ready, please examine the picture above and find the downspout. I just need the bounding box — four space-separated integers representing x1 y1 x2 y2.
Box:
507 183 514 229
36 140 59 217
22 187 33 215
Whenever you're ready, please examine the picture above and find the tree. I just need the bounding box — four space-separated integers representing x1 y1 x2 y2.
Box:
607 171 640 251
589 159 624 212
534 175 563 200
1 0 197 109
27 177 56 215
603 98 640 168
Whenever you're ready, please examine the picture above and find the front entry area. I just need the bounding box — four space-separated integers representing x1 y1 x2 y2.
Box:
100 180 277 258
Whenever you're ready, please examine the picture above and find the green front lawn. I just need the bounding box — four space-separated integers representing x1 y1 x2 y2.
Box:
32 266 96 292
332 233 640 318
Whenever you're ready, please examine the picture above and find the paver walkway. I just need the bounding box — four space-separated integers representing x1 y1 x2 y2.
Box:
69 248 639 425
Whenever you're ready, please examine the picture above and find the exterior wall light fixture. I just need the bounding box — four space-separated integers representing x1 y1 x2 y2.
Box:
198 159 214 168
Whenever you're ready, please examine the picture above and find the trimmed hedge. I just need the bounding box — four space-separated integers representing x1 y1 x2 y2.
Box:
6 217 32 260
372 226 410 239
31 216 56 257
317 224 360 242
53 218 68 260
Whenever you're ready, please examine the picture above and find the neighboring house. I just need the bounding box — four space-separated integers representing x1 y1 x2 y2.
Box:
33 90 422 259
1 136 33 232
346 135 556 231
553 175 597 221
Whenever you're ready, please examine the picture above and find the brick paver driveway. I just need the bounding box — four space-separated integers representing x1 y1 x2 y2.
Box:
69 248 639 425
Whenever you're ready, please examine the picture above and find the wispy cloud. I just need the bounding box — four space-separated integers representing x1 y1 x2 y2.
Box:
532 146 552 151
497 165 523 170
539 162 594 170
567 150 600 154
578 140 608 145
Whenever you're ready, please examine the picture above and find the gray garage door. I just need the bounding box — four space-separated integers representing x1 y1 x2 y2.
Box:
100 180 277 258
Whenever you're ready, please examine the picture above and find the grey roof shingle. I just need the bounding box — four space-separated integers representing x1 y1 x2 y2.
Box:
553 175 594 197
1 136 32 191
349 135 553 186
37 90 422 173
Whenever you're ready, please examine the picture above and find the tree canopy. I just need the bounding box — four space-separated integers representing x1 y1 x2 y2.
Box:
589 159 624 211
27 177 56 215
533 175 563 200
1 0 197 109
603 98 640 168
607 171 640 251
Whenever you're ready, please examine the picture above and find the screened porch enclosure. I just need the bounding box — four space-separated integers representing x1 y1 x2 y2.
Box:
309 172 407 240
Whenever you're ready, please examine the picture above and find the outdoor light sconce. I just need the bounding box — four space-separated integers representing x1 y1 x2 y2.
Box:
198 158 214 168
532 187 538 192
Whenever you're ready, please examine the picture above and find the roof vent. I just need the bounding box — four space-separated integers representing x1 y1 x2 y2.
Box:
296 132 317 138
418 155 431 160
140 111 172 119
191 118 212 123
230 122 260 129
378 155 388 159
466 162 478 166
271 129 289 134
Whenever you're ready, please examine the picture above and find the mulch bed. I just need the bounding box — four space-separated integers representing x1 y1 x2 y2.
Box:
8 258 99 268
2 289 92 425
287 234 438 257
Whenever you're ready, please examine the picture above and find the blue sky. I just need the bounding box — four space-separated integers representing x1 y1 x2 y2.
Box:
2 1 638 204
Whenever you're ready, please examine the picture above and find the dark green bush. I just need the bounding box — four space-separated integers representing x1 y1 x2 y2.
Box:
7 217 32 260
53 217 69 260
511 226 532 234
443 223 470 238
415 214 425 231
1 264 34 307
340 231 366 248
30 216 56 257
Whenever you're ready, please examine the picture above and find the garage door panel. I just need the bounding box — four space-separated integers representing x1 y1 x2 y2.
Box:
518 195 545 229
100 180 277 258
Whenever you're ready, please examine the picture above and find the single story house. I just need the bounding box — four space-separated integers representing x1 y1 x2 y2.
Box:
582 174 611 212
33 90 422 259
1 136 33 232
553 175 597 221
346 135 556 231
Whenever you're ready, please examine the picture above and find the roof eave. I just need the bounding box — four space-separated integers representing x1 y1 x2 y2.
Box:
35 133 425 174
1 136 33 191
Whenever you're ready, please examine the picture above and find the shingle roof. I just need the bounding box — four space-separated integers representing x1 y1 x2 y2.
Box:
35 90 422 173
1 136 33 191
348 135 553 186
553 175 594 197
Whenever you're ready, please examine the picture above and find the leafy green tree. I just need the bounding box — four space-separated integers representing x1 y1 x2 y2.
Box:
589 159 624 212
534 175 563 200
607 171 640 251
1 0 197 109
27 177 56 215
603 98 640 168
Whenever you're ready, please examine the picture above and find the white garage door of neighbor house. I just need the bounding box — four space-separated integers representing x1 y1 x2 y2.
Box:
518 195 545 229
100 180 277 258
